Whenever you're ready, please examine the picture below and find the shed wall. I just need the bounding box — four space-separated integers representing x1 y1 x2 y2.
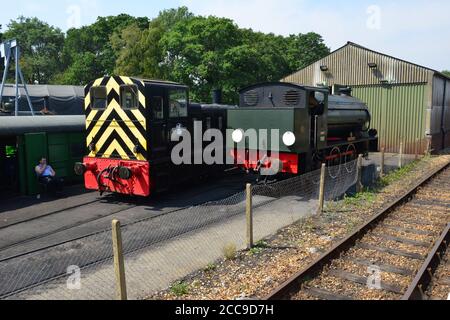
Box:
352 84 427 154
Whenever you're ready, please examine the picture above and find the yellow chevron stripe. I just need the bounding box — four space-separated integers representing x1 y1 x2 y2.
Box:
85 76 148 160
94 120 145 160
102 140 130 160
86 104 116 145
108 99 147 149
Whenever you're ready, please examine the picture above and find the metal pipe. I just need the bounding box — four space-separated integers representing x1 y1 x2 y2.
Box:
0 49 11 105
18 65 35 116
14 46 19 116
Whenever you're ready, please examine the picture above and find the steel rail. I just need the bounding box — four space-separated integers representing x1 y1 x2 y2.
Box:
402 224 450 300
264 159 450 300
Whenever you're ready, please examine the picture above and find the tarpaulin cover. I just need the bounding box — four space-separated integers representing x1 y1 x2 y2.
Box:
0 84 84 115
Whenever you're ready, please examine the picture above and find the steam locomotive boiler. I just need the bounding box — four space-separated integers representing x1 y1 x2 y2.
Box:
227 82 378 177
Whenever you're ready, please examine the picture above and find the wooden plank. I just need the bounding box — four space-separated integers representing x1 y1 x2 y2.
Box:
344 257 415 276
357 243 426 260
382 224 435 236
328 269 404 294
438 277 450 286
303 287 354 301
387 217 444 228
372 233 431 248
409 199 450 208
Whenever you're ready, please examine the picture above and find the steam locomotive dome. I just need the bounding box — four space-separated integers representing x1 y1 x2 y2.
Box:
327 94 371 137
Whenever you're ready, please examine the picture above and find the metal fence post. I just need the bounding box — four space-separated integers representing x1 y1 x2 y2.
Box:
380 147 385 177
399 142 404 168
357 154 363 193
318 163 326 215
246 183 253 249
112 219 127 300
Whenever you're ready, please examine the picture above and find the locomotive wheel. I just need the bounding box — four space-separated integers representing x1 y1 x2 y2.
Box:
327 147 342 179
344 144 357 173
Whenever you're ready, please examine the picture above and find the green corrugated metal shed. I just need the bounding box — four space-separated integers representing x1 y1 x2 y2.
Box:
282 42 450 154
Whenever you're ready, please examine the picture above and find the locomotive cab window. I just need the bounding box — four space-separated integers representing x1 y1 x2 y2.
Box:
169 89 188 118
90 86 107 110
120 85 138 110
309 91 326 116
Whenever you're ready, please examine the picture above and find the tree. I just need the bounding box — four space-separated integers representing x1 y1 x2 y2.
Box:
59 14 149 85
442 70 450 77
3 17 65 84
285 32 330 71
157 14 330 104
112 7 193 79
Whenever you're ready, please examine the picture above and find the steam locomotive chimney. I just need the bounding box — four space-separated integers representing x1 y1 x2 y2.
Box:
339 87 352 97
212 89 222 104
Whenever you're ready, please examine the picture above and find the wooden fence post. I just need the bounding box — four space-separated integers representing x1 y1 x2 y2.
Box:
246 183 253 249
112 219 127 300
399 142 404 168
317 163 326 215
415 139 419 160
380 147 385 177
357 154 363 193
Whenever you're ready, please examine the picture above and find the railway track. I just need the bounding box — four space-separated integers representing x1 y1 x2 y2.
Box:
265 161 450 301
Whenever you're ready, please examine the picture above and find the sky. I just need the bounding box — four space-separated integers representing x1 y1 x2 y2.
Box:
1 0 449 71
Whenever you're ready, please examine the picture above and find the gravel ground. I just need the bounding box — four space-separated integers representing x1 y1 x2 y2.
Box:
148 155 450 300
426 239 450 300
292 161 450 301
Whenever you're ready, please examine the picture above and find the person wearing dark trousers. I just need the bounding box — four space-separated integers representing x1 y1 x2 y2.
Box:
35 157 64 195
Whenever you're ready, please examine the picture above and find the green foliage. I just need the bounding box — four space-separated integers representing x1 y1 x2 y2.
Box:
59 14 149 85
343 189 376 208
159 15 329 103
442 70 450 77
2 8 330 96
248 240 269 255
170 281 189 297
3 17 65 84
379 160 420 186
203 263 217 272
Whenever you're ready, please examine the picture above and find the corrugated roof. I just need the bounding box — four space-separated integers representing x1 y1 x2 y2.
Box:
282 42 449 86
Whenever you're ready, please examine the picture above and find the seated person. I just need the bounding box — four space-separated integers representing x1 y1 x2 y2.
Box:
35 157 64 194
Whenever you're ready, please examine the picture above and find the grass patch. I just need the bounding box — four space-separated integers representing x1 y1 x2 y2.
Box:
379 159 422 186
343 189 377 208
170 281 189 297
222 243 237 260
204 263 217 272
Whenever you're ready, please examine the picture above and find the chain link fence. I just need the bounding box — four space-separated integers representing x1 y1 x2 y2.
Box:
0 152 416 300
